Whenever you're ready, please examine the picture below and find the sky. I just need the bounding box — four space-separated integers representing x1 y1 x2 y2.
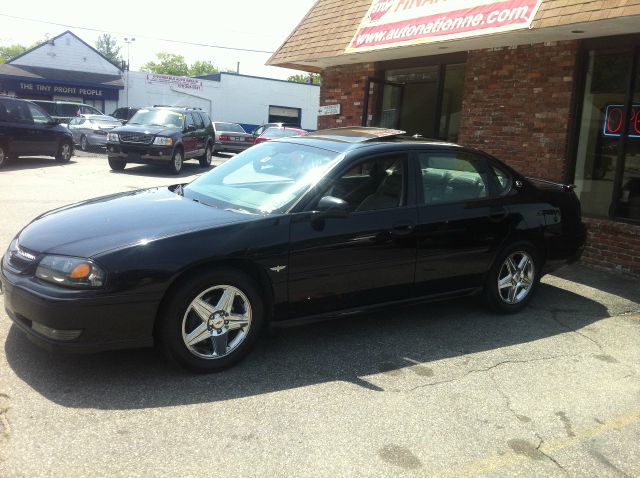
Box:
0 0 318 79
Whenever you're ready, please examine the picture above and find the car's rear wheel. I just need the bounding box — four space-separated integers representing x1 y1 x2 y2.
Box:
199 143 213 167
55 140 72 163
169 148 183 175
0 144 6 169
158 269 265 372
108 158 126 171
80 135 90 152
484 242 540 314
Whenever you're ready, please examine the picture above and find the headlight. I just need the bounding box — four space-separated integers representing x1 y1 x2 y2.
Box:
35 255 105 289
153 136 173 146
107 133 119 142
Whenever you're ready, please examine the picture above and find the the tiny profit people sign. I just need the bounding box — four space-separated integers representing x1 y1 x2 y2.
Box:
347 0 543 52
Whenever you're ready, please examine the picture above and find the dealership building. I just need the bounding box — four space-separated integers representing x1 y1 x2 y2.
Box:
0 30 320 131
268 0 640 276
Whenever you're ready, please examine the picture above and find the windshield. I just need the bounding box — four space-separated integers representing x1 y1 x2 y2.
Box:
185 142 341 214
128 109 184 128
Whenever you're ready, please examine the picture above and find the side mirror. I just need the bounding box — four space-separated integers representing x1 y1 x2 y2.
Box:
186 124 196 132
48 118 59 125
316 196 350 218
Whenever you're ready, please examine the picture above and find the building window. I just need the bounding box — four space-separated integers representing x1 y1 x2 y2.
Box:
574 45 640 222
365 60 465 142
268 105 301 127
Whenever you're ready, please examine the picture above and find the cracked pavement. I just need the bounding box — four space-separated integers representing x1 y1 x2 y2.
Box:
1 153 640 477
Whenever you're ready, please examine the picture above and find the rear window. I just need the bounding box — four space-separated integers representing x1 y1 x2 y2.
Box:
57 103 82 117
215 122 245 133
90 117 121 126
199 112 212 127
263 128 302 139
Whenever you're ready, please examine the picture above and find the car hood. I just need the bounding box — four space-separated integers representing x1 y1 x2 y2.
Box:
112 124 180 136
17 187 253 257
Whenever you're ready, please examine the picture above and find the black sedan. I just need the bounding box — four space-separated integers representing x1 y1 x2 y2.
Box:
1 127 586 372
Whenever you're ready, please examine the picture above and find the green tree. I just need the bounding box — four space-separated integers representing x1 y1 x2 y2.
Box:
188 60 219 76
287 73 320 84
0 44 28 63
95 34 122 67
141 53 190 76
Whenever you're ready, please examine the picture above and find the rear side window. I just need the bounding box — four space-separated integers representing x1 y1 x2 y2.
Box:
418 152 491 205
193 112 205 129
199 112 212 128
57 104 81 117
491 165 511 195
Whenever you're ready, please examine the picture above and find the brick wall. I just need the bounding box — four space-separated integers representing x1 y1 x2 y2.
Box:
582 218 640 277
318 63 379 130
458 41 579 182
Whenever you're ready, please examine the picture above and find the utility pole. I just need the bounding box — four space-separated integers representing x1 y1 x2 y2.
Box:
124 37 136 106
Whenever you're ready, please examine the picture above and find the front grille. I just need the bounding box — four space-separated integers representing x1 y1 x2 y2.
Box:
119 132 154 144
7 244 38 273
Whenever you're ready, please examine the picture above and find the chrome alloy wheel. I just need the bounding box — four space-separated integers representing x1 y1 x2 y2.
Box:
61 142 72 160
181 285 252 359
497 251 535 305
174 151 183 170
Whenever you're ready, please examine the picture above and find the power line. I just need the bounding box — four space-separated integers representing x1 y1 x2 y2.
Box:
0 12 276 54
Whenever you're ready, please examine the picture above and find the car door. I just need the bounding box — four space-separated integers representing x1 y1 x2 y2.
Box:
193 113 207 154
3 99 36 156
182 113 198 158
26 103 60 156
288 152 418 318
413 150 512 296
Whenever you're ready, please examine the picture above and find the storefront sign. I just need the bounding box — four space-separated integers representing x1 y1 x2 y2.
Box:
347 0 543 52
146 74 203 91
318 104 341 116
603 104 640 139
0 78 118 99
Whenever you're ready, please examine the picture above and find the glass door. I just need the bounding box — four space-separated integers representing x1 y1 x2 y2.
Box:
363 79 404 129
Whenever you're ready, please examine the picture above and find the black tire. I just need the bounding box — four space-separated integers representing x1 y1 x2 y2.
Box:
108 158 126 171
55 140 73 163
80 135 89 152
199 143 213 167
158 268 265 373
0 144 6 169
169 148 183 175
484 241 541 314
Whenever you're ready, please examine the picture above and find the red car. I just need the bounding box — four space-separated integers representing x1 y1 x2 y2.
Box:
254 126 306 144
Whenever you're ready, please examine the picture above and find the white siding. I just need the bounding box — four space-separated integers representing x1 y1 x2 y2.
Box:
122 72 319 130
10 32 120 75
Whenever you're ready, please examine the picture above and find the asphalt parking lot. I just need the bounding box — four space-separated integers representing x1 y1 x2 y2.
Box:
0 151 639 478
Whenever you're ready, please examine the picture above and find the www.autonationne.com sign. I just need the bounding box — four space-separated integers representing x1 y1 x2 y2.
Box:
347 0 543 53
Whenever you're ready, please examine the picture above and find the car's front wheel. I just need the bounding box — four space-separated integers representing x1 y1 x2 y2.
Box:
55 140 73 163
169 148 183 175
484 242 540 313
158 269 265 372
108 158 126 171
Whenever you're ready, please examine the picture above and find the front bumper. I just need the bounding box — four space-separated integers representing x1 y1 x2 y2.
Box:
107 142 174 164
1 260 157 353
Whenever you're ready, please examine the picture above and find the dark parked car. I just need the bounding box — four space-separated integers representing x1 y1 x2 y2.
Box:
0 95 74 168
1 127 586 372
110 107 139 125
212 122 253 154
106 107 215 174
30 100 104 126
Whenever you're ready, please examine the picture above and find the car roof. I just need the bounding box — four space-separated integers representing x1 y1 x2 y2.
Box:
274 126 460 153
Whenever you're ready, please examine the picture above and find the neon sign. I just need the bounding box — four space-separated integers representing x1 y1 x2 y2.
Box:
603 104 640 138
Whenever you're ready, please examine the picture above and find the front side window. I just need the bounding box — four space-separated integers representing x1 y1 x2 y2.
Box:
185 142 341 214
185 113 195 130
418 152 491 205
322 155 407 212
